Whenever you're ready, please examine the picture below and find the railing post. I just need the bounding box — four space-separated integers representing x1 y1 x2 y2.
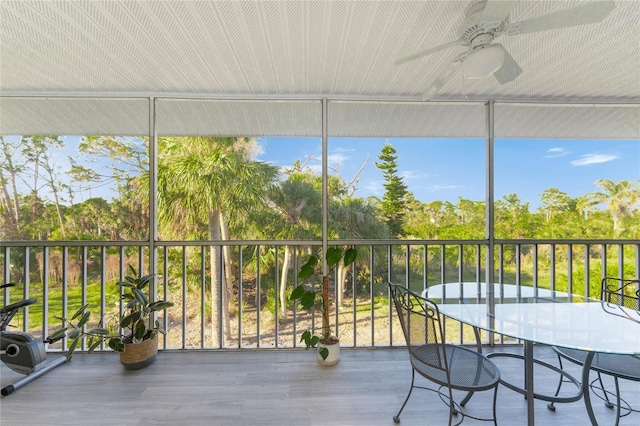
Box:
2 247 9 304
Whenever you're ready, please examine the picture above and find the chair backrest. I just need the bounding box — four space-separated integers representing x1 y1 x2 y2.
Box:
389 282 448 372
600 277 640 323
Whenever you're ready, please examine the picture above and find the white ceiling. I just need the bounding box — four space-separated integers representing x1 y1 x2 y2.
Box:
0 1 639 138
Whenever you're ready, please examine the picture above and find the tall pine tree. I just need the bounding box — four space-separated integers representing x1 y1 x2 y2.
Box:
375 142 408 237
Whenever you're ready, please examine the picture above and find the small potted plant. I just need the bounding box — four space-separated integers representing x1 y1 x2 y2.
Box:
290 246 357 366
52 265 173 370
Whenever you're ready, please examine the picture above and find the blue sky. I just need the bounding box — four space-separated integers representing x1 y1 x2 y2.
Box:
257 136 640 210
7 135 638 210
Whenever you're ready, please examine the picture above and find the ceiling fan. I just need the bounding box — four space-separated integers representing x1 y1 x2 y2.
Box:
395 0 616 99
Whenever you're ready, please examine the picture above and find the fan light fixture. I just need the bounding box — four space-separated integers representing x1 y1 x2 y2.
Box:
462 45 505 79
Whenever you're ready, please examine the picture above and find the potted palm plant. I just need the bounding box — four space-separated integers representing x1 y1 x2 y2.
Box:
290 246 357 366
52 266 173 370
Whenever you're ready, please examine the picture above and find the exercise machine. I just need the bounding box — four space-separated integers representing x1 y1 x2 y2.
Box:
1 283 67 396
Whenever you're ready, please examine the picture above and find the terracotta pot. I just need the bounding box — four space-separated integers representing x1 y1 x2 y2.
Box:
119 337 158 370
317 339 340 367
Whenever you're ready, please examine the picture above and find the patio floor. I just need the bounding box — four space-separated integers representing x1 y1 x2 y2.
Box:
1 345 638 425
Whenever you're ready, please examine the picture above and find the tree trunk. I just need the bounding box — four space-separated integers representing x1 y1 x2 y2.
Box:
336 264 353 307
32 162 40 232
0 142 22 231
49 181 66 238
0 177 18 238
279 246 292 318
218 212 232 340
208 210 222 346
612 206 622 237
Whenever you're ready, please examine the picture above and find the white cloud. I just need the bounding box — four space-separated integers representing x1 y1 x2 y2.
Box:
363 180 383 196
308 163 322 175
432 184 463 191
401 170 429 180
327 153 348 166
571 154 617 166
417 184 463 194
545 147 569 158
333 146 355 154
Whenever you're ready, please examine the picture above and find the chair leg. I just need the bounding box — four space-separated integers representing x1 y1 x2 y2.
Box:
613 377 621 426
547 354 564 411
596 372 615 409
448 386 454 426
394 369 416 423
462 328 482 408
460 390 474 407
492 385 499 426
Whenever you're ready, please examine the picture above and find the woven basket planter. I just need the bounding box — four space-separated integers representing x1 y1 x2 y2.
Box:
119 337 158 370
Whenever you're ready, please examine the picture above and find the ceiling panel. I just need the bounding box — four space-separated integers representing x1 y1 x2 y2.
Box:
1 1 638 101
0 97 149 136
0 1 638 138
156 99 322 137
4 96 636 139
495 104 640 139
328 101 486 137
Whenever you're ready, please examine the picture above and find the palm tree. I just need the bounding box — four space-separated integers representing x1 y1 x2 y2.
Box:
154 136 278 345
329 197 389 306
268 175 321 317
576 194 598 220
586 179 640 236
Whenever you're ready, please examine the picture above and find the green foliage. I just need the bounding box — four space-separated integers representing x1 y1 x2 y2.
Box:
290 284 318 311
53 266 173 360
375 142 409 237
4 130 638 244
153 136 279 240
585 179 640 237
290 247 358 360
263 287 278 315
297 247 358 282
261 174 322 240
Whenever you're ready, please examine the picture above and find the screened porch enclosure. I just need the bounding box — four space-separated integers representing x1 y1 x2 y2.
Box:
2 2 640 425
1 96 639 354
2 240 638 352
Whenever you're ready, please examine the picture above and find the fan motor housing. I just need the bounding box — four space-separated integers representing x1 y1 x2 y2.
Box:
458 1 508 47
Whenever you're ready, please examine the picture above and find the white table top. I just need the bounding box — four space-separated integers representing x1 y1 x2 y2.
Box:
429 283 640 355
424 281 572 302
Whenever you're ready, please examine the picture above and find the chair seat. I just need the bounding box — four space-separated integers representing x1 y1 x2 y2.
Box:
554 347 640 381
389 282 500 425
411 343 500 392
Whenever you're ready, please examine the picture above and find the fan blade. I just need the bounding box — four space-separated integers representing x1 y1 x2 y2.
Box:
506 1 615 35
421 62 457 100
395 40 463 65
493 45 522 84
480 0 520 28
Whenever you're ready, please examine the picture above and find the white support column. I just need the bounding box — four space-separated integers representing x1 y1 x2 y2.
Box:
322 97 328 274
149 97 158 298
486 100 496 336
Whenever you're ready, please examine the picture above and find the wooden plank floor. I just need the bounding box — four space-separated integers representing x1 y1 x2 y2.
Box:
1 346 638 425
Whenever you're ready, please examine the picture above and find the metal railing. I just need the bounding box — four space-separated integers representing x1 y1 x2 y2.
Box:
2 239 639 352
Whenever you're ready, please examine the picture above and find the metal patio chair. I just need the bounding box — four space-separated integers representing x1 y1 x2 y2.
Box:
600 277 640 323
389 282 500 426
549 277 640 425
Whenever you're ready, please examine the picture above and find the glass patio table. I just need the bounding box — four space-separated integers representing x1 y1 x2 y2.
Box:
424 282 640 426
